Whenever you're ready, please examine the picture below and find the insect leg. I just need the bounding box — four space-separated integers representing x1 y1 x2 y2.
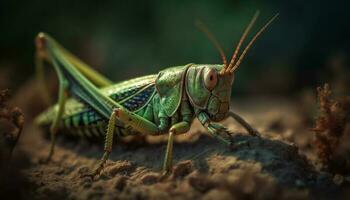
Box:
56 41 113 88
85 108 160 177
46 80 69 162
35 32 112 88
162 101 192 176
87 109 118 178
35 51 53 105
114 108 193 174
197 112 232 145
36 35 71 162
35 33 122 120
115 108 159 135
163 129 174 175
228 111 260 136
162 121 190 175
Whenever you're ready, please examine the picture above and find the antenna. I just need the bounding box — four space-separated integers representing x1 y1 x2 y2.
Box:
196 20 228 69
227 11 260 73
230 13 279 73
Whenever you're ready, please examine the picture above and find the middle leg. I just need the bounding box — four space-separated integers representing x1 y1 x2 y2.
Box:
114 108 191 174
162 121 190 174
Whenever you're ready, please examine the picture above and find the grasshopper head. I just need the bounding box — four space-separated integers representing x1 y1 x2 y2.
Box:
186 64 234 121
193 11 278 121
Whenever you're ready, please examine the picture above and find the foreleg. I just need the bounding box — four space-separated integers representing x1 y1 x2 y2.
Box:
197 112 232 145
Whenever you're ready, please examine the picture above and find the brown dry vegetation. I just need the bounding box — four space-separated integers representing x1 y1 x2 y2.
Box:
0 89 28 199
311 84 350 174
0 89 24 161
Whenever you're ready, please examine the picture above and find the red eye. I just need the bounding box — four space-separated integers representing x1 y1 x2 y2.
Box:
203 68 218 90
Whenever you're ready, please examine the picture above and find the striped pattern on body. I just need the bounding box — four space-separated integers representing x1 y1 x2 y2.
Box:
36 74 157 139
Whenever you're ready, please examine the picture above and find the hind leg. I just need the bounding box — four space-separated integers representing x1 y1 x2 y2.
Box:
85 108 159 178
35 33 119 162
86 109 117 178
35 35 69 162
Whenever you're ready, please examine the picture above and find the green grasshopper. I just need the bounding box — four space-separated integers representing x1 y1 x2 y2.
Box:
35 11 278 177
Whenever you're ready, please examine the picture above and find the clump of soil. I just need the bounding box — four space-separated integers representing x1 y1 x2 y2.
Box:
24 131 332 200
311 84 350 174
7 80 344 200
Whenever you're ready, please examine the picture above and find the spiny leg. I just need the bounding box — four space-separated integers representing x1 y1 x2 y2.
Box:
206 123 232 145
197 112 249 148
87 109 117 178
207 122 249 149
82 107 159 179
228 111 260 137
35 33 125 169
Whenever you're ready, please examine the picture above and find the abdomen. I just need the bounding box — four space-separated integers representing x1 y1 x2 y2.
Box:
35 74 157 139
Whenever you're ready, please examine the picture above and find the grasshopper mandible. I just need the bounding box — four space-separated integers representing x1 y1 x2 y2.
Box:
35 11 278 178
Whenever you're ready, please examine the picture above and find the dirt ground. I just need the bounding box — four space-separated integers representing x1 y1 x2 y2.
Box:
0 83 348 200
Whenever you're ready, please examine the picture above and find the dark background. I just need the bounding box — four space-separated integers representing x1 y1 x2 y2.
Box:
0 0 349 96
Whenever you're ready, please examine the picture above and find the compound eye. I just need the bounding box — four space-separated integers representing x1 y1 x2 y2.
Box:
203 68 218 91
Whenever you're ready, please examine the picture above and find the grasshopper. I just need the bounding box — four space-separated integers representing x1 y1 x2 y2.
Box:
35 11 278 177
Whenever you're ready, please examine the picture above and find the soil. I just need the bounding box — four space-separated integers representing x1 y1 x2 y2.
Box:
1 82 347 200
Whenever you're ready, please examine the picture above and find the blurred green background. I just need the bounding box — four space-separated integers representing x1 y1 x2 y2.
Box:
0 0 349 96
